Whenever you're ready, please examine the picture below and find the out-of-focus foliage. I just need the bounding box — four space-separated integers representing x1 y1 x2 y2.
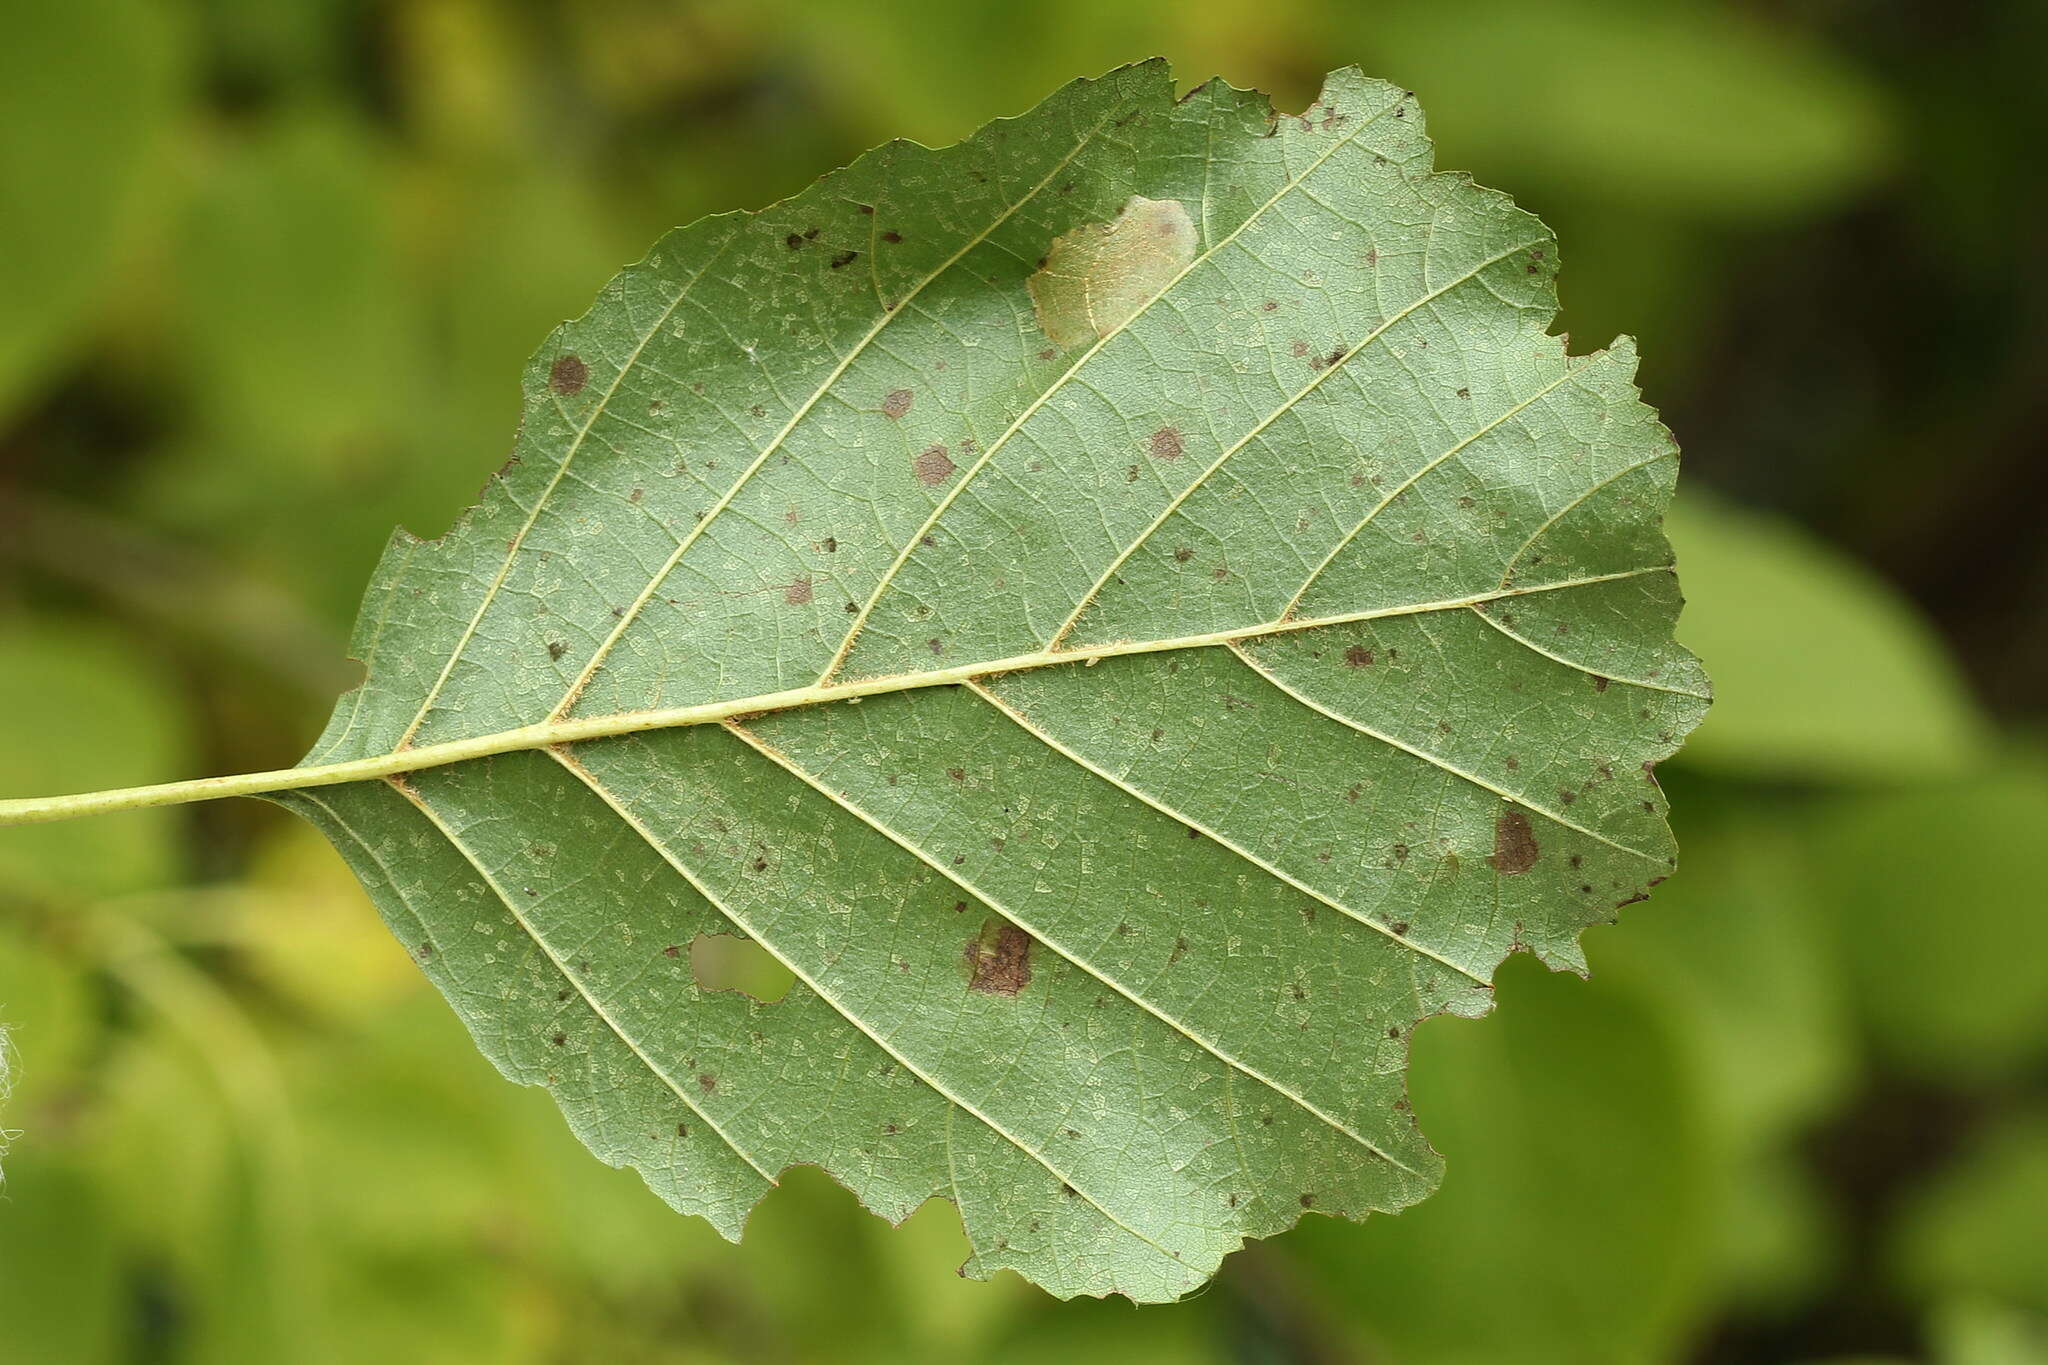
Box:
1 0 2042 1360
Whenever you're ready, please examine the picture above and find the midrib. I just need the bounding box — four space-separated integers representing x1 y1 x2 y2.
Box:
0 565 1666 827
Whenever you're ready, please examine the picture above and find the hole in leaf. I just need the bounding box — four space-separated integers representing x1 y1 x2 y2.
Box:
688 933 795 1003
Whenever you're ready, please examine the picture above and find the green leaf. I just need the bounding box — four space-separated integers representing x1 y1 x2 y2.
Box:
1283 955 1716 1365
1666 493 1985 783
276 62 1706 1300
1809 768 2048 1082
0 0 182 425
0 615 191 900
1894 1110 2048 1318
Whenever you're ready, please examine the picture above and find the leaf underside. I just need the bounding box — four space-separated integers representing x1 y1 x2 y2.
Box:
283 61 1709 1302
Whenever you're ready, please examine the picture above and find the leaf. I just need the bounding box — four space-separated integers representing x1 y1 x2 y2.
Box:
1894 1110 2048 1318
277 61 1707 1301
1808 767 2048 1082
1285 956 1716 1365
0 0 182 426
1665 493 1985 783
0 615 192 900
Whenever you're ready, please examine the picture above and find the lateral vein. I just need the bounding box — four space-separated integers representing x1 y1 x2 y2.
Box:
719 713 1425 1175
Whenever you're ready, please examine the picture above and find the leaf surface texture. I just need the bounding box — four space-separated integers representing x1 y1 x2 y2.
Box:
284 62 1709 1301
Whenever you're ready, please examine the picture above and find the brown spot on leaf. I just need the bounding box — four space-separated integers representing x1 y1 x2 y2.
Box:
1172 547 1194 562
1344 645 1374 668
548 354 588 395
547 641 566 661
913 444 956 485
829 250 859 269
784 578 814 605
1490 808 1540 875
1592 675 1610 692
882 388 914 419
698 1074 717 1092
881 230 903 244
965 919 1034 996
1150 426 1184 460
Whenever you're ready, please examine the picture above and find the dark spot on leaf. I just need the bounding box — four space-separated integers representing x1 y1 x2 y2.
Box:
785 233 805 249
1172 547 1194 563
1592 675 1610 692
1291 340 1309 357
785 579 814 606
1344 645 1374 668
965 919 1034 996
927 638 944 656
663 944 681 958
1150 426 1184 460
551 1033 566 1047
947 767 965 781
548 354 588 395
1490 808 1540 874
882 388 914 419
1390 920 1410 936
881 230 903 243
698 1074 717 1092
829 250 859 269
547 641 566 661
1300 1193 1315 1208
913 444 956 485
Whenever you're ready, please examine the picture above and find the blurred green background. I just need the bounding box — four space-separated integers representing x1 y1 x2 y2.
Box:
2 1 2043 1361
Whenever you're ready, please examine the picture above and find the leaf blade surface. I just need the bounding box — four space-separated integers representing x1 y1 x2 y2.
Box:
286 61 1707 1300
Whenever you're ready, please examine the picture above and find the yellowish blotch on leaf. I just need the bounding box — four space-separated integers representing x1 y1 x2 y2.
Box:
1028 196 1196 348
